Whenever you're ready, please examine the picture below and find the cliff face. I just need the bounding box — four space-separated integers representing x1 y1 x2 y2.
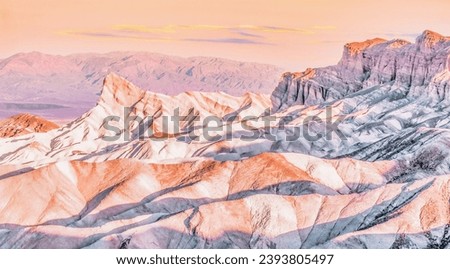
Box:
0 114 58 138
0 52 282 119
271 30 450 111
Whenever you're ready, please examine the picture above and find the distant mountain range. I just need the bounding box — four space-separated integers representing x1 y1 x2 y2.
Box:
0 51 283 119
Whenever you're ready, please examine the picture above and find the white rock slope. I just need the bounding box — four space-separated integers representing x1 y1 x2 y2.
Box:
271 30 450 110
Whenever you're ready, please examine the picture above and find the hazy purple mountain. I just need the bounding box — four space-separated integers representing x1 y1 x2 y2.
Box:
0 51 283 120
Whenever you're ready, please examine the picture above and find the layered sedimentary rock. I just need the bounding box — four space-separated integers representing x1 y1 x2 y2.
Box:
271 30 450 111
0 52 282 119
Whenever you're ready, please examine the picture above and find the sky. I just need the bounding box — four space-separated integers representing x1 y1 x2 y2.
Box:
0 0 449 70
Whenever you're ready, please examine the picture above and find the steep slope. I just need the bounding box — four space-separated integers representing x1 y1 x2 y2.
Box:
0 52 282 119
0 113 58 138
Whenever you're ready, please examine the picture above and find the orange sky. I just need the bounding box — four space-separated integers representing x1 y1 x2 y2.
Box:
1 0 449 70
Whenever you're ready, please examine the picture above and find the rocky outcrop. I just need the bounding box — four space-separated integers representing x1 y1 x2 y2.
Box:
0 152 448 249
271 30 450 112
0 113 58 138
